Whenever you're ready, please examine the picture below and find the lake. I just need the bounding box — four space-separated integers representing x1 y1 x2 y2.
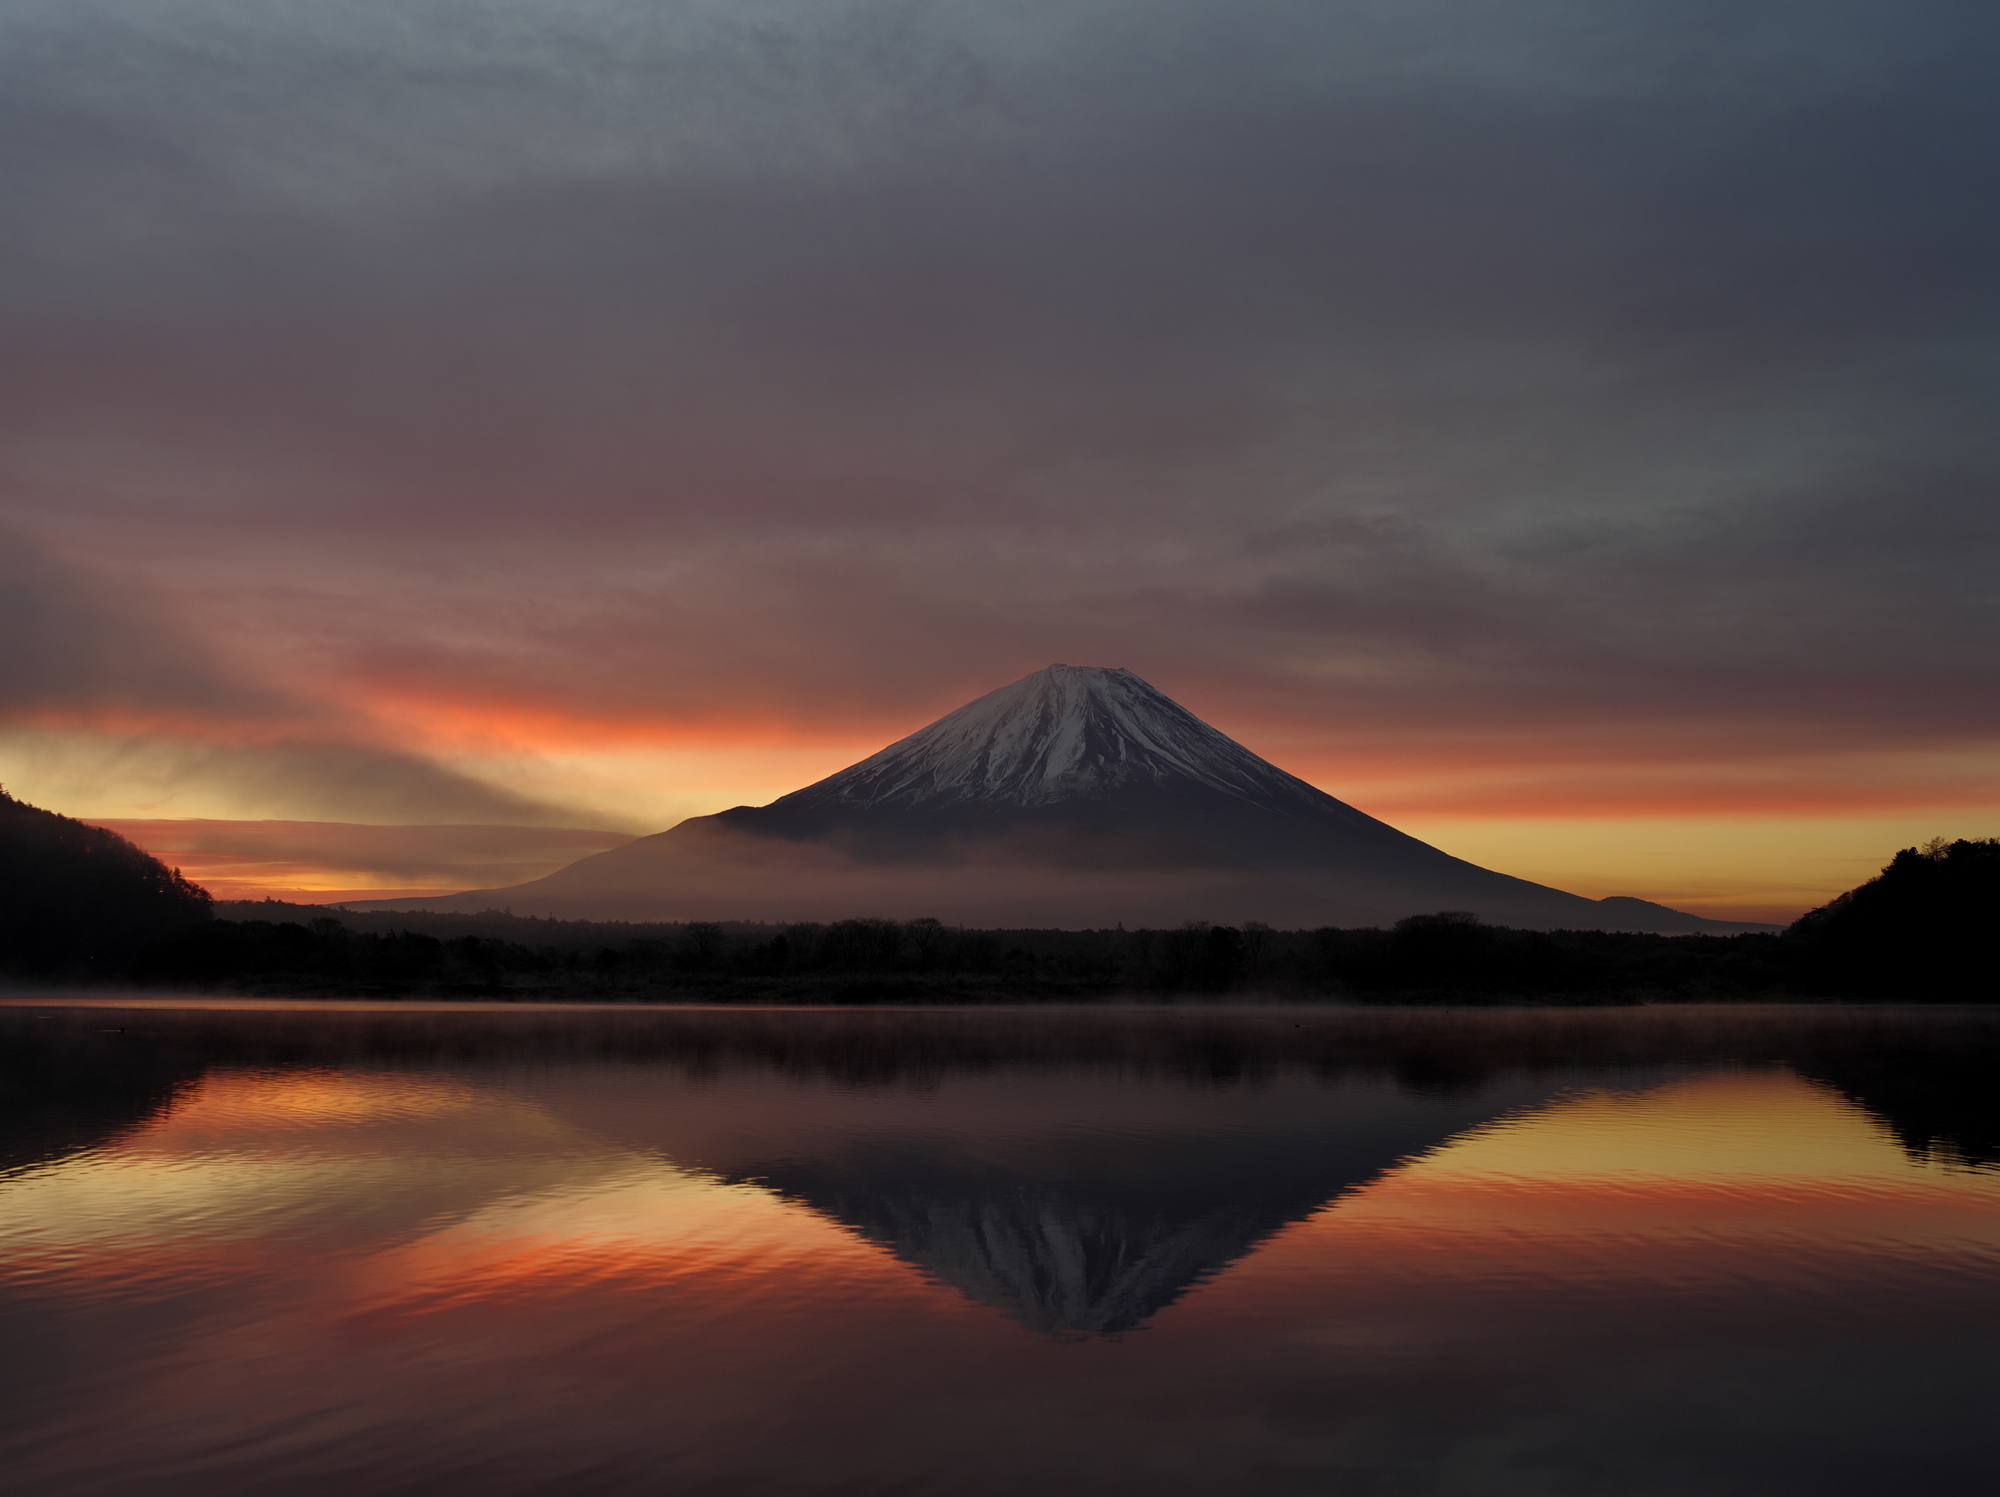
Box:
1 1000 1996 1496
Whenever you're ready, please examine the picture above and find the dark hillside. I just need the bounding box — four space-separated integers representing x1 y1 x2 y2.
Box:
1789 838 1999 1000
0 789 212 978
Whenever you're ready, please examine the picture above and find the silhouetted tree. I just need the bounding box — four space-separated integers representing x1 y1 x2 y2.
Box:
904 917 947 971
679 922 726 971
1201 925 1248 989
822 918 904 970
1387 911 1495 990
1240 920 1274 981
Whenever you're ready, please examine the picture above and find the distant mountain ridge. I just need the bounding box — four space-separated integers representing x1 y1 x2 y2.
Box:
346 666 1772 932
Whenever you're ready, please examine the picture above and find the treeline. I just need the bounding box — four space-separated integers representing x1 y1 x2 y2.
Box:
133 837 1994 1002
124 909 1802 1002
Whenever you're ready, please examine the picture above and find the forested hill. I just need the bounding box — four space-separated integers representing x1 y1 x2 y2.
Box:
0 790 212 978
1792 837 1998 998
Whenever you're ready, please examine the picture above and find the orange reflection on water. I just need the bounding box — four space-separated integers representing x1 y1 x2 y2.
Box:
1186 1071 2000 1340
143 1068 489 1134
0 1065 946 1328
348 1176 923 1321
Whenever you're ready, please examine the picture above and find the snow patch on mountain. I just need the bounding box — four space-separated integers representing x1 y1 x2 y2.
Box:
773 664 1355 818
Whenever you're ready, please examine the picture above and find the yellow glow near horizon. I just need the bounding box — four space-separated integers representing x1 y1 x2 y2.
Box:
1387 811 1998 922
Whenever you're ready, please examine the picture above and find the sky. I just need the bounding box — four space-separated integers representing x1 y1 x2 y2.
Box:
2 0 1996 920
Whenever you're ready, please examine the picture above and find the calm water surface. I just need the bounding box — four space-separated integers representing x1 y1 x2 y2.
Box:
1 1001 1996 1496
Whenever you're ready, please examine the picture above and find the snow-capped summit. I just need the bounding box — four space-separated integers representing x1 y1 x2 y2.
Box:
769 664 1342 817
712 663 1404 864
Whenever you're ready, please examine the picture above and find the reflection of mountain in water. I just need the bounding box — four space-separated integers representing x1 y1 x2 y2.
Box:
733 1141 1349 1335
703 1085 1545 1336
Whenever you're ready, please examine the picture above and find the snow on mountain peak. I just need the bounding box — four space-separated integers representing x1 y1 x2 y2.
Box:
773 664 1332 814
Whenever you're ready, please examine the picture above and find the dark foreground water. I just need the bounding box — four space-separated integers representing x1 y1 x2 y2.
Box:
1 1001 1996 1497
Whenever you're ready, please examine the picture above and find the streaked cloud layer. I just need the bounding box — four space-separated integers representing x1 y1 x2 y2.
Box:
2 1 1994 917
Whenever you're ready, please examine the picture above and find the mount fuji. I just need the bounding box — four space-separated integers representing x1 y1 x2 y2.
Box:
350 665 1765 931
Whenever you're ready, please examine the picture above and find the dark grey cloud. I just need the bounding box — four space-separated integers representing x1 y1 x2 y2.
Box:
0 525 278 717
0 0 1994 787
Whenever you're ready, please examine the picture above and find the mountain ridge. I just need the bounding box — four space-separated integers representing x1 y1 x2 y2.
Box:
770 664 1358 817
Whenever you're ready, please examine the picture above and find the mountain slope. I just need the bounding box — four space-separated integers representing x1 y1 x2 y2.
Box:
347 666 1768 931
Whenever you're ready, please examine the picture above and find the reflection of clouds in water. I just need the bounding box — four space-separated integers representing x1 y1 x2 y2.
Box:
1236 1072 2000 1308
359 1171 896 1318
150 1067 490 1131
1416 1072 1929 1183
0 1068 635 1297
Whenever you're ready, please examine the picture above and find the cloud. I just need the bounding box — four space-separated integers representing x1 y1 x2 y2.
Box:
0 0 1993 839
0 524 279 720
0 728 617 827
0 526 611 825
